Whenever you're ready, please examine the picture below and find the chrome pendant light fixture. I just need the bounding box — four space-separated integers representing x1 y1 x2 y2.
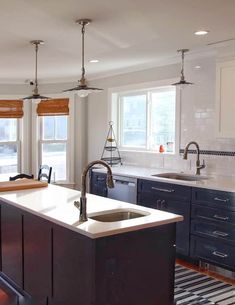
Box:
23 40 50 100
63 19 103 97
172 49 193 87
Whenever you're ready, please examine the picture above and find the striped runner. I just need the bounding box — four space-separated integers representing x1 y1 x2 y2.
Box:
175 265 235 305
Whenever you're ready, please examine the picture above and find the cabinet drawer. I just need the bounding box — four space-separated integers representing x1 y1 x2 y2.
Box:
190 236 235 270
191 204 235 224
138 179 191 202
191 219 235 244
192 188 235 211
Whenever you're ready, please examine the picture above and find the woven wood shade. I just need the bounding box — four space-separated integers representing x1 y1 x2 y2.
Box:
37 98 69 116
0 100 23 118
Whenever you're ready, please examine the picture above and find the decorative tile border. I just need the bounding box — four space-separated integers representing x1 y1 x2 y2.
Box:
179 149 235 157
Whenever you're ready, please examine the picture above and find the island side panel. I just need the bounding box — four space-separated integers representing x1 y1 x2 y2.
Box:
51 224 94 305
24 211 52 305
94 224 176 305
1 202 23 289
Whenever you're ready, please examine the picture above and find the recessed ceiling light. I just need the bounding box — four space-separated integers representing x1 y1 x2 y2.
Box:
89 59 99 63
194 30 209 36
195 65 201 69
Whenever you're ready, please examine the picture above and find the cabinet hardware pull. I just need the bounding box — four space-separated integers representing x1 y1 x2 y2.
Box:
214 197 229 203
151 187 175 193
212 231 229 237
161 200 166 208
156 199 161 208
213 215 229 221
212 251 228 258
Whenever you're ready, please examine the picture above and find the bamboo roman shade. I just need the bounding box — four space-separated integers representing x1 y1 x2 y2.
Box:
0 100 23 118
37 98 69 116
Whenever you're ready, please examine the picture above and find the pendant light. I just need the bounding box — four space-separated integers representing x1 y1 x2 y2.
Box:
172 49 193 88
63 19 103 97
23 40 50 100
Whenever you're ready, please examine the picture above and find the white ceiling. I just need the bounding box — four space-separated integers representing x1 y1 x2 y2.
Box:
1 0 235 84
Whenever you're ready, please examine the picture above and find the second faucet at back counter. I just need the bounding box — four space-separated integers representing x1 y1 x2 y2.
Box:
183 141 206 175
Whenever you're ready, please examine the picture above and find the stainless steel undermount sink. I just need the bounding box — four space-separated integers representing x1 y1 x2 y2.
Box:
152 172 209 181
89 209 150 222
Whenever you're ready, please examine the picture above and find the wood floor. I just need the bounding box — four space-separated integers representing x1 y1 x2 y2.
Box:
176 259 235 286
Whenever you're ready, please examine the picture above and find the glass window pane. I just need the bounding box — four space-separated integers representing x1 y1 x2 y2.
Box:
150 88 176 152
0 143 18 174
0 119 17 142
121 95 147 148
42 143 66 181
55 116 67 140
42 117 55 140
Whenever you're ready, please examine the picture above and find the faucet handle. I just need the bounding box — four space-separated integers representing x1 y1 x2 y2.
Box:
74 200 80 210
201 159 206 168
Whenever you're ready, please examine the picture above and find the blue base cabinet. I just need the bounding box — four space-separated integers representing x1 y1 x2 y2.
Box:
89 171 107 197
137 179 191 256
190 188 235 271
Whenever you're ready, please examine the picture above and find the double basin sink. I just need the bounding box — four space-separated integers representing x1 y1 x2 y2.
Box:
83 172 209 224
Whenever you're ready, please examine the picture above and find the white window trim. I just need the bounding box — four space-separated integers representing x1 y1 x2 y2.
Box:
107 78 181 155
0 94 24 173
32 93 75 184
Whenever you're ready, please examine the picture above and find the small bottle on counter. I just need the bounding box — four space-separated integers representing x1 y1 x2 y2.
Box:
159 145 165 153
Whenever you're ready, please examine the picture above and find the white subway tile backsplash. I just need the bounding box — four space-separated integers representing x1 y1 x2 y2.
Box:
117 57 235 177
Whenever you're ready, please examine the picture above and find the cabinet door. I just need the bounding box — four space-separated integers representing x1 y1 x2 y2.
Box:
162 200 190 256
138 191 190 256
216 60 235 138
24 212 52 305
95 225 176 305
1 203 23 288
90 172 107 197
51 224 93 305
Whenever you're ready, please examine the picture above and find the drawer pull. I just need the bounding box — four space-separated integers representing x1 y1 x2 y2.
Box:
97 177 105 181
212 231 229 237
151 187 175 193
214 197 229 203
213 215 229 221
212 251 228 258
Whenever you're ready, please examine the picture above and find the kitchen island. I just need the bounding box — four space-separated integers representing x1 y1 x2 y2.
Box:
0 184 182 305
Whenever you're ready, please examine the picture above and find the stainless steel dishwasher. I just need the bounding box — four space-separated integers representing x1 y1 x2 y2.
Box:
107 175 137 204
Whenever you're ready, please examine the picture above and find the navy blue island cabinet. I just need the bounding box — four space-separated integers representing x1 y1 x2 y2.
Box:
0 199 177 305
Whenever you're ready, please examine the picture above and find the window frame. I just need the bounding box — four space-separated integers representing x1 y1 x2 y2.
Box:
0 118 22 174
38 116 69 182
108 79 180 155
32 94 75 184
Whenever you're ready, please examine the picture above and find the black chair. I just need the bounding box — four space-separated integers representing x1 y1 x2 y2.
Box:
38 165 52 183
9 173 34 181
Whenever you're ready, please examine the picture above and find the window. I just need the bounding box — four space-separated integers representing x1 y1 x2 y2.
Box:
117 86 177 153
0 118 20 174
39 116 68 182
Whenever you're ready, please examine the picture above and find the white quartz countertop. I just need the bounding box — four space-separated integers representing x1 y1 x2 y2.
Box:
94 165 235 193
0 184 182 239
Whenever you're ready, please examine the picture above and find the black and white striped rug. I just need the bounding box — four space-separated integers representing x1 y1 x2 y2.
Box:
175 265 235 305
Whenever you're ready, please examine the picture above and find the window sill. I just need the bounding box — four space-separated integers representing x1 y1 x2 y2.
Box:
119 149 177 156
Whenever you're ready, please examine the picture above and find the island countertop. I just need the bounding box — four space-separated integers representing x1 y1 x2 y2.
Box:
0 184 183 239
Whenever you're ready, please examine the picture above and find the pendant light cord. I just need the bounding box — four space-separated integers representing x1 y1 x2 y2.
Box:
35 43 38 92
80 22 86 85
180 50 185 81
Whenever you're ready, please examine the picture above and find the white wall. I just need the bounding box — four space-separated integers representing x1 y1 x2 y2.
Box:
2 55 235 179
87 56 235 177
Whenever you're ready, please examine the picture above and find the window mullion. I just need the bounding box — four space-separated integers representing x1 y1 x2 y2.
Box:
146 92 151 150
